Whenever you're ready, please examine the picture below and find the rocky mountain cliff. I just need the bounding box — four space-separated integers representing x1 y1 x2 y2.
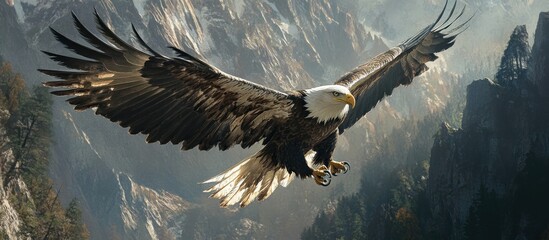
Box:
0 106 27 240
530 12 549 102
427 15 549 238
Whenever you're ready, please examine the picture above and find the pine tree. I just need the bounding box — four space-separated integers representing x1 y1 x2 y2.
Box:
495 25 531 87
351 214 365 239
0 62 26 113
65 199 90 240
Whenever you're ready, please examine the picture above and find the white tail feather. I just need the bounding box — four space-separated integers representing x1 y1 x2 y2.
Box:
203 151 295 207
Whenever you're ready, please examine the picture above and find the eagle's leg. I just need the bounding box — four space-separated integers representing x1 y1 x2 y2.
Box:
312 131 349 176
276 141 331 186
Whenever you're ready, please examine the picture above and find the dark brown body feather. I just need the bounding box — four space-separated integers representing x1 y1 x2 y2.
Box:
269 93 342 176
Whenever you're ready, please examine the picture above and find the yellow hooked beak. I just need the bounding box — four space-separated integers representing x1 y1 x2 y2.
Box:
337 93 356 108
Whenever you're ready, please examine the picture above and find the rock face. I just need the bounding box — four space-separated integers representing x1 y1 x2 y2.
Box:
427 78 530 238
529 12 549 101
115 173 193 240
427 16 549 238
0 107 30 240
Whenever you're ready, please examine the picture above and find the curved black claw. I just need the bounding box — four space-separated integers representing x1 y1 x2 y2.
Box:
320 170 332 186
313 168 332 186
342 161 350 174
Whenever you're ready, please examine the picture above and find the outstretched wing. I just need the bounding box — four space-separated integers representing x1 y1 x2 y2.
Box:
41 12 294 151
336 0 472 132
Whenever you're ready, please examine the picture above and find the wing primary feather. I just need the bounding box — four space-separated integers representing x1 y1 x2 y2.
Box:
168 46 210 67
432 0 449 27
71 12 147 67
41 51 103 72
72 12 120 52
51 88 90 96
42 80 80 88
38 69 96 79
436 0 457 29
449 24 472 38
49 27 108 61
428 40 455 53
93 9 145 56
445 11 476 35
403 25 432 48
436 5 466 32
131 24 164 57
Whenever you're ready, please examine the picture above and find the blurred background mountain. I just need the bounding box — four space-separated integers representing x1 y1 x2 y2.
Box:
0 0 547 239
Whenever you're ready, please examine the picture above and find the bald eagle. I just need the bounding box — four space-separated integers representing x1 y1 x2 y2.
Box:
40 1 470 207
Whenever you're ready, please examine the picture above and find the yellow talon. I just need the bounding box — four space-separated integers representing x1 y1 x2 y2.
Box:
312 166 331 186
329 160 350 176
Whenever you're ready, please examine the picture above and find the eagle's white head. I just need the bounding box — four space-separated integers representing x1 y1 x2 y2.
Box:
303 85 356 124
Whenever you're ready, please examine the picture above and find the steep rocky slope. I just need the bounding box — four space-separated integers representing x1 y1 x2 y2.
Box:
427 16 549 238
530 12 549 101
0 107 26 239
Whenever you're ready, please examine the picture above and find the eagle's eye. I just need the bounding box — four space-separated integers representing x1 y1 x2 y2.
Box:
332 91 341 97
